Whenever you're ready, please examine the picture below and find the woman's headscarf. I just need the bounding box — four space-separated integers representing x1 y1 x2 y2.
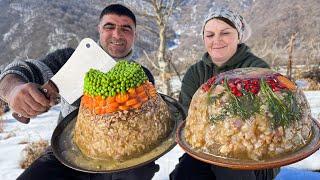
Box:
202 7 251 42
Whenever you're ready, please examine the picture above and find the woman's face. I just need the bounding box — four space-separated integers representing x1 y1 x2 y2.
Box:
203 19 239 66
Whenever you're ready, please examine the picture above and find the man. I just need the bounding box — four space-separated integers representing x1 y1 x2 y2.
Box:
0 4 158 180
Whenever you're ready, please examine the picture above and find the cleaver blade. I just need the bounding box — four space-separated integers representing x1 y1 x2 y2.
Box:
13 38 116 123
51 38 116 104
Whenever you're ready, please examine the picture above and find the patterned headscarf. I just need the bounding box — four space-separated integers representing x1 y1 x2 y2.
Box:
202 7 251 42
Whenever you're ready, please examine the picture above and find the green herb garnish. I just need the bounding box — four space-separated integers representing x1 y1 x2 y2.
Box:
260 78 301 127
209 78 261 122
207 77 302 128
224 78 261 120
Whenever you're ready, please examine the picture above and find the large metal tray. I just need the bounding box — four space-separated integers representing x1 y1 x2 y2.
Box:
177 118 320 170
51 94 186 173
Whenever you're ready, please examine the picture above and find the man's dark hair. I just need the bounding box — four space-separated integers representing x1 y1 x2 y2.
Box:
99 4 136 27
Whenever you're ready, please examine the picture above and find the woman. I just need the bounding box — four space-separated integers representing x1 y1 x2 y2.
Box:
170 7 279 180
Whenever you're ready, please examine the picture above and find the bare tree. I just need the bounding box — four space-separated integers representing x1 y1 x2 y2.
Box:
133 0 181 95
251 39 287 68
307 38 320 68
286 32 297 80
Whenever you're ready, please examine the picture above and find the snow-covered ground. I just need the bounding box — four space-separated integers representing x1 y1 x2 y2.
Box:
0 91 319 180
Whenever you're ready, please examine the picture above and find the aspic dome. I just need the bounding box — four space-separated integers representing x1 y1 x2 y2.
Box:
184 68 312 160
73 60 173 161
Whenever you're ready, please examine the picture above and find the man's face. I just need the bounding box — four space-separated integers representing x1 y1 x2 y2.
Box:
98 14 136 58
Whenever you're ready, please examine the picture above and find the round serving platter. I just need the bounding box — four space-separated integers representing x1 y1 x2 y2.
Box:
176 118 320 170
51 94 186 173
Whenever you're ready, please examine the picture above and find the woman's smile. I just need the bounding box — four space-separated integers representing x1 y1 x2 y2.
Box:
204 19 239 66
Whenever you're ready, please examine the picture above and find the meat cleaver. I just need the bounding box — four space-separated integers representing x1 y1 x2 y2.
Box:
13 38 117 123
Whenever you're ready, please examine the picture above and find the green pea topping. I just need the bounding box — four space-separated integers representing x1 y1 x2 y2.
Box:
83 60 148 97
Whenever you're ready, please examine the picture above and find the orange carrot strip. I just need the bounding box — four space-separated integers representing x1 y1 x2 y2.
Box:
95 107 103 115
119 105 129 111
115 93 129 104
106 96 116 103
108 102 119 109
98 100 106 107
104 106 118 113
96 96 103 101
93 100 100 107
137 91 148 99
148 88 157 97
131 102 142 109
277 76 296 90
140 96 149 103
136 85 145 93
125 98 138 106
128 88 136 96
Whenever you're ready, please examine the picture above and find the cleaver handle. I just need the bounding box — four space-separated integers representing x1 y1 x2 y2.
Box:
12 113 30 124
12 80 60 124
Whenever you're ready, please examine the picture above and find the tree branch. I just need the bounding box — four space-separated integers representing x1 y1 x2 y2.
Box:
169 60 182 82
138 24 158 35
143 50 162 71
135 11 157 19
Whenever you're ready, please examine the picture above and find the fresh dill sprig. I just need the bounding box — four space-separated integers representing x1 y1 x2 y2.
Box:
260 78 301 127
224 79 261 120
208 91 225 104
209 78 261 122
208 77 301 127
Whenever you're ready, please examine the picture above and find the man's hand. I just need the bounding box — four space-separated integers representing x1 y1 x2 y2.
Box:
0 74 59 123
8 83 51 118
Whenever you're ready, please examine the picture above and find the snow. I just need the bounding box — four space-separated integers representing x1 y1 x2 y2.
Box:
0 91 319 180
0 105 59 179
3 24 19 43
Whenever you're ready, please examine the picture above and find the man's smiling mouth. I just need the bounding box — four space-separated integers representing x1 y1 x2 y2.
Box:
110 41 124 46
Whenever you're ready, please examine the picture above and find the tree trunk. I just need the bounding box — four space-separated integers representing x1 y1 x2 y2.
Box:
287 33 297 80
137 0 178 95
157 21 171 95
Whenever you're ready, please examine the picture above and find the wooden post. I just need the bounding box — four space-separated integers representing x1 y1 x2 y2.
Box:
286 32 297 80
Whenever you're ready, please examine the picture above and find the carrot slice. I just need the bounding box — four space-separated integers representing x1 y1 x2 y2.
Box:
137 91 148 99
128 88 136 96
100 108 106 114
82 95 89 103
131 102 142 109
96 96 103 101
104 107 117 113
119 105 129 111
150 92 157 97
140 96 149 103
115 93 129 104
95 107 103 114
148 88 157 97
125 98 138 106
106 96 116 103
277 76 296 90
136 85 145 93
98 100 106 107
108 102 119 109
103 103 118 113
93 99 100 108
